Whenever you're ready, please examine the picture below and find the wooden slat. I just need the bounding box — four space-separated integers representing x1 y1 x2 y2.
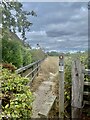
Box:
83 91 90 96
65 101 69 108
82 69 90 75
0 82 1 114
15 58 45 86
16 58 44 74
84 82 90 86
84 100 90 105
27 68 40 86
25 65 40 78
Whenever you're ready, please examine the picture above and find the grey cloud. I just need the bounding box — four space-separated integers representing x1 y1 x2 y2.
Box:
22 2 88 52
46 30 74 37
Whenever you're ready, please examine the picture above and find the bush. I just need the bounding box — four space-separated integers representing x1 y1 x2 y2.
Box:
2 29 32 68
2 35 23 68
22 48 32 66
2 63 16 72
0 68 33 119
30 49 45 62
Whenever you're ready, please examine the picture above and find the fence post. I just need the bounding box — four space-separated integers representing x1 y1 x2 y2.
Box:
0 81 2 113
37 63 39 76
71 59 84 118
32 66 34 77
59 54 64 118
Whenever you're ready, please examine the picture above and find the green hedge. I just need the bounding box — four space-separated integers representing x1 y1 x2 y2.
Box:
0 68 33 119
2 37 23 68
2 30 32 68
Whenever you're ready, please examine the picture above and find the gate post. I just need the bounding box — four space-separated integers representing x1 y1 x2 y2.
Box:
59 54 64 118
71 59 84 118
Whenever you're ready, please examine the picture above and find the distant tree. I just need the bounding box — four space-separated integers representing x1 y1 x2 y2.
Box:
1 1 37 42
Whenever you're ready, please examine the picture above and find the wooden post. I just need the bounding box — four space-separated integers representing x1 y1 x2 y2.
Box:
32 66 34 77
0 81 2 113
71 59 84 118
37 63 39 76
59 54 64 118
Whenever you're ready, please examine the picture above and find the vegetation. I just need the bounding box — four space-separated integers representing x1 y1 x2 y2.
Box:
0 2 45 119
1 29 32 68
64 51 89 118
47 51 59 56
31 49 46 62
0 66 33 119
1 1 36 42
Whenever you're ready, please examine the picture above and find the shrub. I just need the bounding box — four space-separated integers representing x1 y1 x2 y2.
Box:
2 36 23 68
2 63 16 72
0 68 33 119
22 47 32 66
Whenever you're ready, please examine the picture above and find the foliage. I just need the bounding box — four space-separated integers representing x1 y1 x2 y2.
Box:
47 51 59 56
1 28 32 68
64 51 89 118
30 49 45 62
1 1 36 41
2 63 16 72
0 68 33 119
2 32 23 68
22 47 32 66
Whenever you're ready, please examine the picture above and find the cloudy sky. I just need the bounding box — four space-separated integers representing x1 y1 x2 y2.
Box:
20 2 88 52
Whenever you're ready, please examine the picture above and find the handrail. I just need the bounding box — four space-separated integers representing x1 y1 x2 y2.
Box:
16 59 43 74
15 58 45 86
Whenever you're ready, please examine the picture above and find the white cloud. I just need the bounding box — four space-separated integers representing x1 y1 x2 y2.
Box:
28 30 47 36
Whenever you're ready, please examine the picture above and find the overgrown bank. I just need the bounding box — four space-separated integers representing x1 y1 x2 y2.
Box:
1 28 45 68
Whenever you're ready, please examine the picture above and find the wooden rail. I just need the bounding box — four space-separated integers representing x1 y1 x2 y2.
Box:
16 58 45 86
82 69 90 75
0 58 44 114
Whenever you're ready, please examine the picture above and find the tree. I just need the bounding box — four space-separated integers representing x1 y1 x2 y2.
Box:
1 1 36 42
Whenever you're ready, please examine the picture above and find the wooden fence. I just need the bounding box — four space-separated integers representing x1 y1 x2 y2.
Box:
71 59 90 118
16 58 45 86
0 58 45 115
58 58 90 119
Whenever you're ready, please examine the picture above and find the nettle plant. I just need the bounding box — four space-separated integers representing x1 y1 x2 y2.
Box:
0 68 33 119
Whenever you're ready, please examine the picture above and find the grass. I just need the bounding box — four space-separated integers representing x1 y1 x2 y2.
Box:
31 56 59 92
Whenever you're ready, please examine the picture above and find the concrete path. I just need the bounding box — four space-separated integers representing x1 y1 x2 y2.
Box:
32 74 56 118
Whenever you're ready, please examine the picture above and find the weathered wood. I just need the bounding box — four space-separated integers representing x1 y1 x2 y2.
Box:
84 100 90 105
16 59 42 74
84 81 90 86
71 59 84 118
16 58 44 86
59 54 64 118
0 81 1 114
25 65 40 78
27 68 40 86
83 91 90 96
38 92 56 118
82 69 90 75
37 63 39 76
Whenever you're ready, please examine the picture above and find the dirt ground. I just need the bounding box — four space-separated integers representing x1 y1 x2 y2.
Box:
30 56 59 92
30 56 60 118
30 56 90 119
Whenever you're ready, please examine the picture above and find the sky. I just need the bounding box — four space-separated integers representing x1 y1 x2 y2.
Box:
18 2 88 52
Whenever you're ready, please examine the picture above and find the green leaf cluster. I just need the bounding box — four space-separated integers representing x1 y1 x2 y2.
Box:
0 68 33 119
2 29 32 68
1 1 36 41
64 51 88 117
